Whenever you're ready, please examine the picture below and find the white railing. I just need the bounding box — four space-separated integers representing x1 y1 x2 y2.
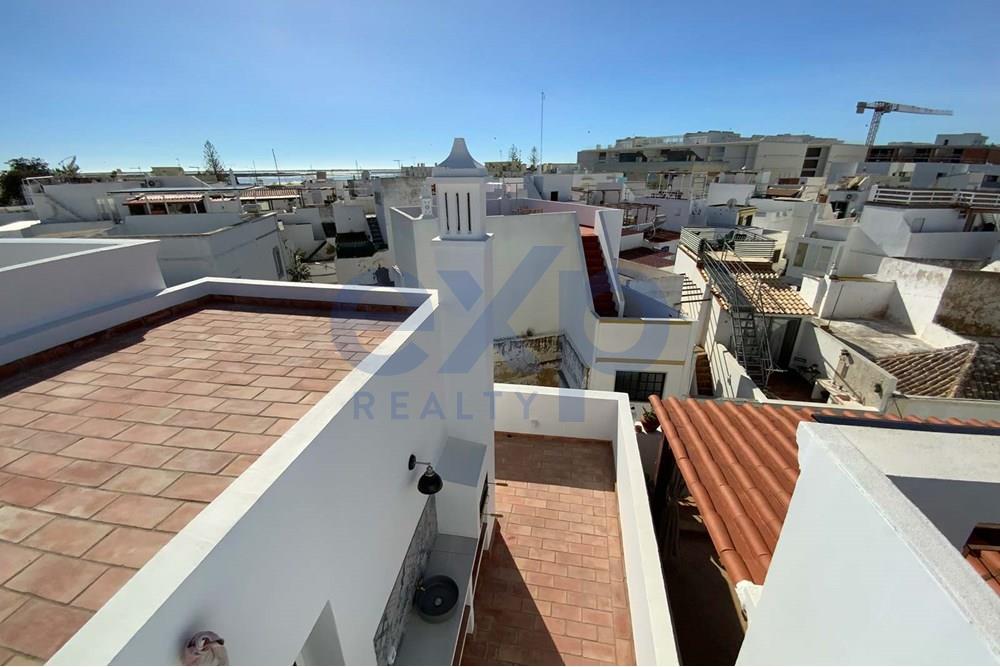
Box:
871 186 1000 209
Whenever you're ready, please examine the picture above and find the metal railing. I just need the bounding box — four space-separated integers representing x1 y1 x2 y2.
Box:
871 186 1000 209
680 227 776 260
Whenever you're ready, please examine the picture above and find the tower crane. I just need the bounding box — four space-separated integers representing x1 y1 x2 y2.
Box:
856 101 952 147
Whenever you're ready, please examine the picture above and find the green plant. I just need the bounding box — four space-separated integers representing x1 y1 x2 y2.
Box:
286 250 312 282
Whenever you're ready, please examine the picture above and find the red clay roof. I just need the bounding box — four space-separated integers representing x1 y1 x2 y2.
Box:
647 397 1000 587
878 342 1000 401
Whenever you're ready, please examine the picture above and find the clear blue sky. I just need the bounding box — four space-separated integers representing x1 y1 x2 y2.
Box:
3 0 998 172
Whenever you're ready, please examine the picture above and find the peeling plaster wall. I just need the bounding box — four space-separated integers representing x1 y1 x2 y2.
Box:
492 333 589 389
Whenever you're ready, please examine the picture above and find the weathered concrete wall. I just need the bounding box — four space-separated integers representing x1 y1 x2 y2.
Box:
936 269 1000 336
493 334 562 386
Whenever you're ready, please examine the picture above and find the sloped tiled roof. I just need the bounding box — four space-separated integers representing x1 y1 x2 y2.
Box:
700 266 814 317
239 187 302 200
878 342 1000 400
647 397 1000 586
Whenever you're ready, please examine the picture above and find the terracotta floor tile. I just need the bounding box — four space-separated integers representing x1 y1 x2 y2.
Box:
22 518 112 557
110 443 180 468
67 418 129 439
167 395 225 412
211 385 264 400
0 429 33 449
160 473 232 502
24 413 86 434
0 478 63 508
50 460 124 487
72 566 135 611
163 428 231 451
0 543 41 583
59 437 131 462
114 423 180 445
94 495 181 529
261 403 312 420
0 589 26 625
463 435 632 666
4 453 71 479
216 399 270 416
162 449 235 474
220 455 257 477
164 410 226 430
216 415 276 434
85 527 173 568
13 431 80 455
156 502 206 532
6 553 106 603
36 487 119 519
217 433 277 455
76 402 132 420
0 410 44 428
0 449 25 470
0 598 91 660
119 406 180 425
128 378 180 392
102 467 180 495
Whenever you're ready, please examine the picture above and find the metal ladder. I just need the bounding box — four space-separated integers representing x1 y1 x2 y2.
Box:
699 237 774 387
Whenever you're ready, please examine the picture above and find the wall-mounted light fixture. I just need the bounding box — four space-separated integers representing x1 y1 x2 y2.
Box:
408 454 443 495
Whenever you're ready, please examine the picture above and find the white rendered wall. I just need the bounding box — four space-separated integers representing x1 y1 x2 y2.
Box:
332 203 369 234
0 239 164 349
739 423 1000 665
493 385 679 666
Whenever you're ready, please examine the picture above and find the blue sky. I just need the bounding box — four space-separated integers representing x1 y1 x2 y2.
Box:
3 0 998 171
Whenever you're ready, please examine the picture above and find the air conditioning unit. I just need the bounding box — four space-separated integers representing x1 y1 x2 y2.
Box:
243 203 263 215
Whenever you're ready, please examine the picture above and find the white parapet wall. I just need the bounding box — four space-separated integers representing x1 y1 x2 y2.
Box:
739 423 1000 665
0 238 165 349
493 384 680 666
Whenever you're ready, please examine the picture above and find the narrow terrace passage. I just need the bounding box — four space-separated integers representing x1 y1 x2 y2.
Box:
463 433 634 665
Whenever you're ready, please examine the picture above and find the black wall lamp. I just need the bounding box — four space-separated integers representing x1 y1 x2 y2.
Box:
408 454 443 495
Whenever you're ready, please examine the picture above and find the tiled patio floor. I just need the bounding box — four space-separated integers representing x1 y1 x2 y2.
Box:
462 433 634 666
0 301 407 663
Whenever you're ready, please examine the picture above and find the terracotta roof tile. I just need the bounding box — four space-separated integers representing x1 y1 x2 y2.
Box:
697 261 813 316
878 342 1000 400
648 397 1000 588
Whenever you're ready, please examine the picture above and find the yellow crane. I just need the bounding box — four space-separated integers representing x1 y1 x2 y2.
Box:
856 100 953 147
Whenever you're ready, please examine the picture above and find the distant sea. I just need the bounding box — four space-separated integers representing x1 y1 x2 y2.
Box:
236 171 399 186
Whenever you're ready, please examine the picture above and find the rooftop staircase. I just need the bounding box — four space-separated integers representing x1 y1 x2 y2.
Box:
698 240 774 387
580 226 617 317
367 216 387 250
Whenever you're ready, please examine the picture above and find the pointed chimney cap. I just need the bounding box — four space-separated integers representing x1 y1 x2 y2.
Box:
432 138 487 177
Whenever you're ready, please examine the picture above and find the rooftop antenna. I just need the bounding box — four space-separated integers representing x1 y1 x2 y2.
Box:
272 149 281 185
539 91 545 167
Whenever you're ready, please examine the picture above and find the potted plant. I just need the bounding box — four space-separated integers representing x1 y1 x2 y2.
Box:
640 407 659 434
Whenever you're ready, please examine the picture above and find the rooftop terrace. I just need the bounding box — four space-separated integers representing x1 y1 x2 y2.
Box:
463 433 634 665
0 299 407 662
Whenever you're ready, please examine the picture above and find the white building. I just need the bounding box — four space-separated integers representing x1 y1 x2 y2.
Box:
389 139 697 399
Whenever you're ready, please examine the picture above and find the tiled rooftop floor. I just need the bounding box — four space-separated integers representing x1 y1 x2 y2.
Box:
0 302 407 663
463 433 634 666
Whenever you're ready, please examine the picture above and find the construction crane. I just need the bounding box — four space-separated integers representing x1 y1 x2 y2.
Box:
856 101 953 147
